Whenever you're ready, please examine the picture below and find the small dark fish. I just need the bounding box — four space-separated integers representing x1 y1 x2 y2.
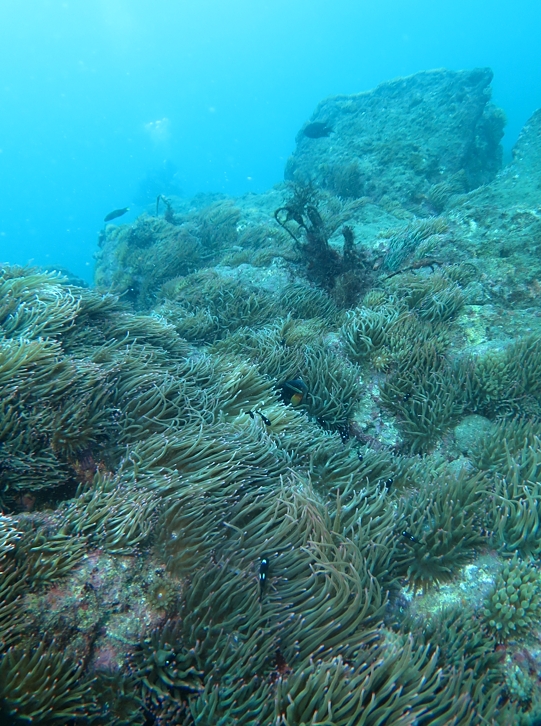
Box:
384 478 394 490
280 379 308 407
402 530 420 544
303 121 333 139
357 452 364 462
338 425 350 443
246 410 272 426
104 207 129 222
259 556 269 600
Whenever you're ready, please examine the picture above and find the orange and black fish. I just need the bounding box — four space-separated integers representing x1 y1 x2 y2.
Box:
279 379 308 406
246 410 272 426
104 207 129 222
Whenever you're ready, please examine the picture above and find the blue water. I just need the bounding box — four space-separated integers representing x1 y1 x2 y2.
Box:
0 0 539 283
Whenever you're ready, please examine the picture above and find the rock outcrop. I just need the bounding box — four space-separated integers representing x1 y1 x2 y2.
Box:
285 68 505 211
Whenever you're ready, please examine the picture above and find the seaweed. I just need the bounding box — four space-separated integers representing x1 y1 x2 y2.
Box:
275 185 373 305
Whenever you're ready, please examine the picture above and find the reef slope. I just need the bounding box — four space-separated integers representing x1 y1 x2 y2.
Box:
3 68 541 724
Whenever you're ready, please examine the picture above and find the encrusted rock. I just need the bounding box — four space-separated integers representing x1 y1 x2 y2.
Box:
285 68 505 208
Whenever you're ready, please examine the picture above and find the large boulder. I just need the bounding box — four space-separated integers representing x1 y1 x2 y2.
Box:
465 107 541 208
285 68 505 210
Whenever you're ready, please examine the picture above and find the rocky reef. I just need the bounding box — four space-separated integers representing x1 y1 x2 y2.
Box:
3 68 541 724
286 67 505 208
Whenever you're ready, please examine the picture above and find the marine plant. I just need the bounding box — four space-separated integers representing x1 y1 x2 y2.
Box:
275 184 374 305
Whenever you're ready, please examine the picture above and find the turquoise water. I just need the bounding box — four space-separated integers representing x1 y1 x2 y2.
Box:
0 0 540 282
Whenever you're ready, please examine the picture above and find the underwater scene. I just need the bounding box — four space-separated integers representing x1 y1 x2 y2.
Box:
3 3 541 726
3 64 541 725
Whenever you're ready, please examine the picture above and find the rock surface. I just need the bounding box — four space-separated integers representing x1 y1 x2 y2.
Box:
285 68 505 210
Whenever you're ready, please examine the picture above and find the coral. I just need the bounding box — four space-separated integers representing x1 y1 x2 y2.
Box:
63 474 160 555
0 514 21 558
16 527 88 588
0 641 95 723
275 185 373 304
146 575 179 614
130 619 204 707
92 672 145 726
483 554 541 642
381 217 448 272
396 469 487 591
466 337 541 418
